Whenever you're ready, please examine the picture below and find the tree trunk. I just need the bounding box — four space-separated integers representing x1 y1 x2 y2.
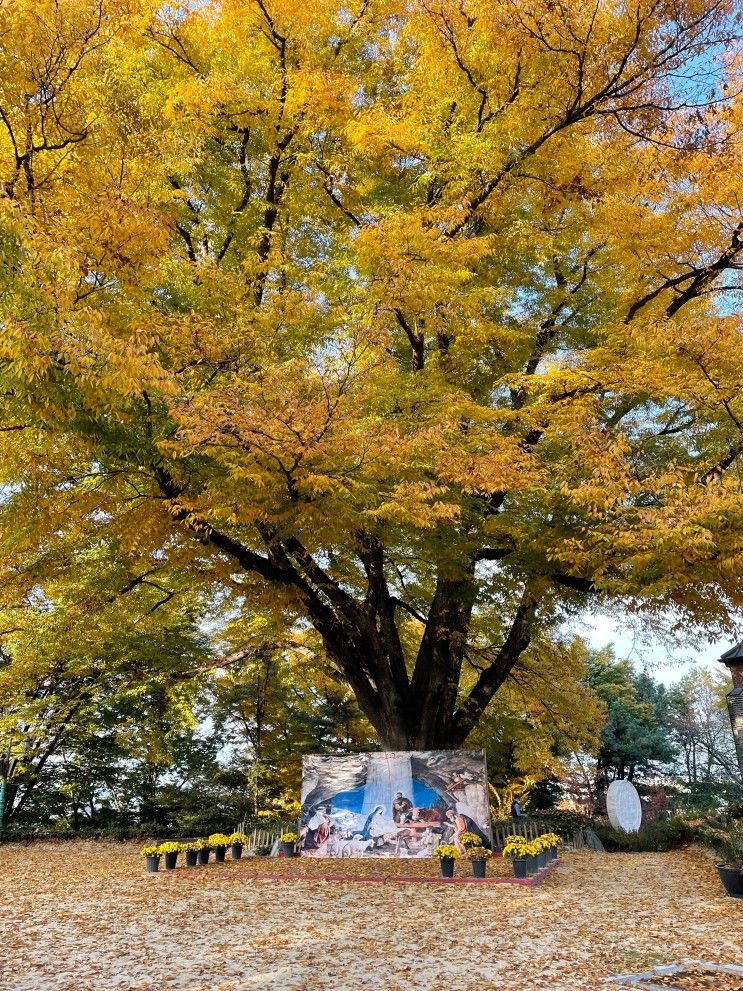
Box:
317 578 535 751
154 468 539 751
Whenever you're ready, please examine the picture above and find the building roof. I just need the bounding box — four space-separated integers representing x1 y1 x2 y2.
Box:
719 642 743 663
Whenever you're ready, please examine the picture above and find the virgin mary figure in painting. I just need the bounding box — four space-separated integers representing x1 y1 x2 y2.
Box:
360 805 386 847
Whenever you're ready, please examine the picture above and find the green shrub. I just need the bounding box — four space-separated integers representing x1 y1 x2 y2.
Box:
529 809 594 831
693 813 743 868
593 815 692 852
654 815 692 850
670 782 743 816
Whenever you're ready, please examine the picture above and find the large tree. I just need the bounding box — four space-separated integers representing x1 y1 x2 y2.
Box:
1 0 742 749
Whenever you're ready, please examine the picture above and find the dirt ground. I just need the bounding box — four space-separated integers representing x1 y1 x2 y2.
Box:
3 843 740 991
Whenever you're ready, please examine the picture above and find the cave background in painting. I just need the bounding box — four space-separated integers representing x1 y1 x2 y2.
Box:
299 749 493 858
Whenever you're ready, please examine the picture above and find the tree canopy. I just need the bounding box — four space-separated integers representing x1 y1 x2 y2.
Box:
1 0 742 749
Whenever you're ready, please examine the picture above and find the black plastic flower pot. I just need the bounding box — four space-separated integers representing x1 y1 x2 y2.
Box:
525 855 538 875
512 859 528 879
549 847 558 861
717 864 743 898
164 852 178 870
145 855 160 874
279 842 295 858
472 859 487 879
537 851 548 869
231 843 243 860
214 846 227 863
197 849 210 865
185 850 198 868
439 857 455 878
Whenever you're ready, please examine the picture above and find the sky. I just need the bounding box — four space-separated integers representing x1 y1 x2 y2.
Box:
579 610 737 686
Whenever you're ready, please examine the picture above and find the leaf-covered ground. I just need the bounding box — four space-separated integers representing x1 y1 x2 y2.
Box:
3 843 740 991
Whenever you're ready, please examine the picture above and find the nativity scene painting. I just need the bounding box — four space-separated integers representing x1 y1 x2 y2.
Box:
299 750 493 858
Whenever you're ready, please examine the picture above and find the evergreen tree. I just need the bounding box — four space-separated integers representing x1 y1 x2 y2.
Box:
587 653 676 789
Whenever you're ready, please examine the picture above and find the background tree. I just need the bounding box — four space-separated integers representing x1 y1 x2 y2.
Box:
0 541 211 830
209 639 377 812
666 668 741 809
0 546 379 833
587 652 676 793
471 635 603 811
1 0 742 750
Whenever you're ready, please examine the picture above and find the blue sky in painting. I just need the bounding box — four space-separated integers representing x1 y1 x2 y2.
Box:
331 779 441 814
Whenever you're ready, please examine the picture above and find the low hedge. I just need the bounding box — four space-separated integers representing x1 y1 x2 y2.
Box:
593 815 693 852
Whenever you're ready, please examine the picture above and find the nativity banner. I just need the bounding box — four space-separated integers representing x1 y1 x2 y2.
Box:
299 749 493 858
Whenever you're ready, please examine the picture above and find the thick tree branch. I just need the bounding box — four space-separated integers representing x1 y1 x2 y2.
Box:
474 546 516 562
549 571 597 593
451 598 537 743
151 464 297 586
394 309 425 371
390 597 428 624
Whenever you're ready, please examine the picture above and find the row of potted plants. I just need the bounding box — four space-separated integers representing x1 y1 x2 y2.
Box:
431 831 561 881
501 833 561 878
142 829 561 878
141 833 251 872
431 831 496 878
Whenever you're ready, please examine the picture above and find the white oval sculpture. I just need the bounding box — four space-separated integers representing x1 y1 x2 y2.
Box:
606 779 642 833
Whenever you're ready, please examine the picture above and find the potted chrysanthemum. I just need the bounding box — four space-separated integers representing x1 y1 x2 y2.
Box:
208 833 231 863
433 843 460 878
278 832 298 857
534 835 549 870
141 845 161 873
158 841 181 870
467 846 491 878
228 832 248 860
502 836 529 878
184 842 199 868
713 819 743 899
195 838 210 865
541 832 561 861
460 831 484 850
524 840 540 875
